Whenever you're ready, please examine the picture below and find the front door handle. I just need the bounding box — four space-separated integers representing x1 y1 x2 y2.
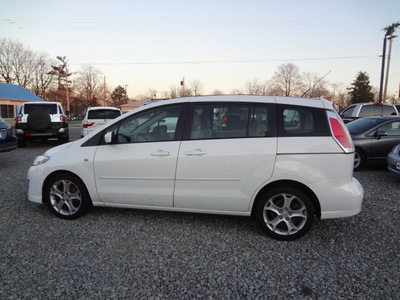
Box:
185 149 207 156
151 150 171 157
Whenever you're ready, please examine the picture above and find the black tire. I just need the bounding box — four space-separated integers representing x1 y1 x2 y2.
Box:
353 148 365 171
44 173 91 220
255 187 315 241
17 137 26 148
27 110 51 131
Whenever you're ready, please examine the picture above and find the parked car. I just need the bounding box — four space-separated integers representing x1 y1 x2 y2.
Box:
27 95 363 241
80 107 121 137
15 101 69 147
387 143 400 174
340 102 398 124
346 116 400 170
0 117 17 152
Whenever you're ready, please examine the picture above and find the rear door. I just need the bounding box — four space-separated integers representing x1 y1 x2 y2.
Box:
174 101 277 213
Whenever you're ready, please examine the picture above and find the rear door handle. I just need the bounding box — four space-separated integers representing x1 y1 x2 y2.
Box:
151 150 171 157
185 149 207 156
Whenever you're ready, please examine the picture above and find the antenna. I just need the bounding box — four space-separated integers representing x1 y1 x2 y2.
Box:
301 70 332 97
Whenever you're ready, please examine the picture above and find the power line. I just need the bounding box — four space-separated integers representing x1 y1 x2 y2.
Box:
70 55 379 66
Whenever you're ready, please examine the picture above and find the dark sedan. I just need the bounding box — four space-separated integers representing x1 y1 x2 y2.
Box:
0 117 17 152
346 116 400 170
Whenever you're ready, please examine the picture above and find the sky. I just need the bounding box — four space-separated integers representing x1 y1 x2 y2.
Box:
1 0 400 100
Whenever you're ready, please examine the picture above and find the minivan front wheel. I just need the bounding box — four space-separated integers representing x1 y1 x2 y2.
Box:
255 188 315 241
45 173 91 220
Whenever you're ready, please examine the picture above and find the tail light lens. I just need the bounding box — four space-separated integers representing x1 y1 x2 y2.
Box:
83 122 94 129
327 111 353 153
60 115 67 121
221 115 227 126
15 116 21 122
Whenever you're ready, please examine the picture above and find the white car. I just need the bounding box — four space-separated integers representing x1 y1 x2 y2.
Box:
28 95 363 240
80 106 121 137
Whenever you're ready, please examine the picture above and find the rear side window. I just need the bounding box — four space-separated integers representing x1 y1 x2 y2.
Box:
188 103 269 139
88 109 121 119
277 105 330 137
359 105 375 117
340 105 355 117
24 104 58 114
382 105 396 115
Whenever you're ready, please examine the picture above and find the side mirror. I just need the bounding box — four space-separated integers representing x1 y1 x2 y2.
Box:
104 131 114 144
375 130 388 139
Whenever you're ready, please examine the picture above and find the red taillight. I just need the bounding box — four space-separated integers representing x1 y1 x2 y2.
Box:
83 122 94 128
329 116 353 152
222 116 227 125
60 115 67 121
15 116 21 122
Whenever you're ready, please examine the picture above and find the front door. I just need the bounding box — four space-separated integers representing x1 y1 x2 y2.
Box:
93 104 183 207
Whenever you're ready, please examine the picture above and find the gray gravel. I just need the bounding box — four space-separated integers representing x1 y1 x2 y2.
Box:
1 140 399 299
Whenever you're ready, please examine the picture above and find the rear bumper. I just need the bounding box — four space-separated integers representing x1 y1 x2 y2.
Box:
315 177 364 219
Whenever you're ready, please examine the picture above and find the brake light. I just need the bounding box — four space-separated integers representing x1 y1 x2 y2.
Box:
83 122 94 128
15 116 21 122
222 115 227 126
60 115 67 121
328 113 353 152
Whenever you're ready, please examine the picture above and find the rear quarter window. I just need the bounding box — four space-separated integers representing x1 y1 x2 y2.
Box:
382 105 396 115
277 105 330 137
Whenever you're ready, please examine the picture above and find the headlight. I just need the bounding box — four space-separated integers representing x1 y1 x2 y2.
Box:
33 155 51 166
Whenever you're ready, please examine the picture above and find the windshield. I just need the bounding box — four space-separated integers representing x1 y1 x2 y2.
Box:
346 118 387 134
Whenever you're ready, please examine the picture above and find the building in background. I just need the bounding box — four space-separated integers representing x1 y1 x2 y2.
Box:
0 83 45 126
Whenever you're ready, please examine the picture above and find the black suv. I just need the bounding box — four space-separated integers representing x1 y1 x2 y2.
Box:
15 102 69 147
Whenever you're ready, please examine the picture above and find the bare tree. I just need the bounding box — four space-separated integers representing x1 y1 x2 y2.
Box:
30 53 55 99
231 88 244 95
0 38 37 87
331 83 349 110
244 79 269 95
189 78 204 96
0 38 17 83
212 89 224 95
169 85 180 99
270 63 304 96
76 65 103 107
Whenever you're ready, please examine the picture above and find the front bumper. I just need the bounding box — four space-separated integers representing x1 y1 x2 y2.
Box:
387 152 400 174
0 136 17 152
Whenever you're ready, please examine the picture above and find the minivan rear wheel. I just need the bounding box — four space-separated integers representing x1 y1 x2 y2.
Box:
255 187 315 241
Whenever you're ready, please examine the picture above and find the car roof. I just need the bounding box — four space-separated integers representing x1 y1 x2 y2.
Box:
87 106 120 110
134 95 332 111
23 101 60 105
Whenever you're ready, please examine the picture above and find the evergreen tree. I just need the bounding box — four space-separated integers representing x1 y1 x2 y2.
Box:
111 85 129 106
349 71 374 104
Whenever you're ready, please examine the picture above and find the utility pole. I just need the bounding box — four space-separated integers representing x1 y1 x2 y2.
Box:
380 22 400 102
65 64 70 120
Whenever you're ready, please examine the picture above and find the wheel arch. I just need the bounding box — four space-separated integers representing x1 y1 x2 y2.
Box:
251 180 321 219
42 170 93 206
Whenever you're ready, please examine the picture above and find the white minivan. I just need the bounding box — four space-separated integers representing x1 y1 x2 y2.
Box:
28 95 363 240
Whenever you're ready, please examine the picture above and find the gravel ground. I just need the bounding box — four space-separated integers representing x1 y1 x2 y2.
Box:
1 140 399 299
